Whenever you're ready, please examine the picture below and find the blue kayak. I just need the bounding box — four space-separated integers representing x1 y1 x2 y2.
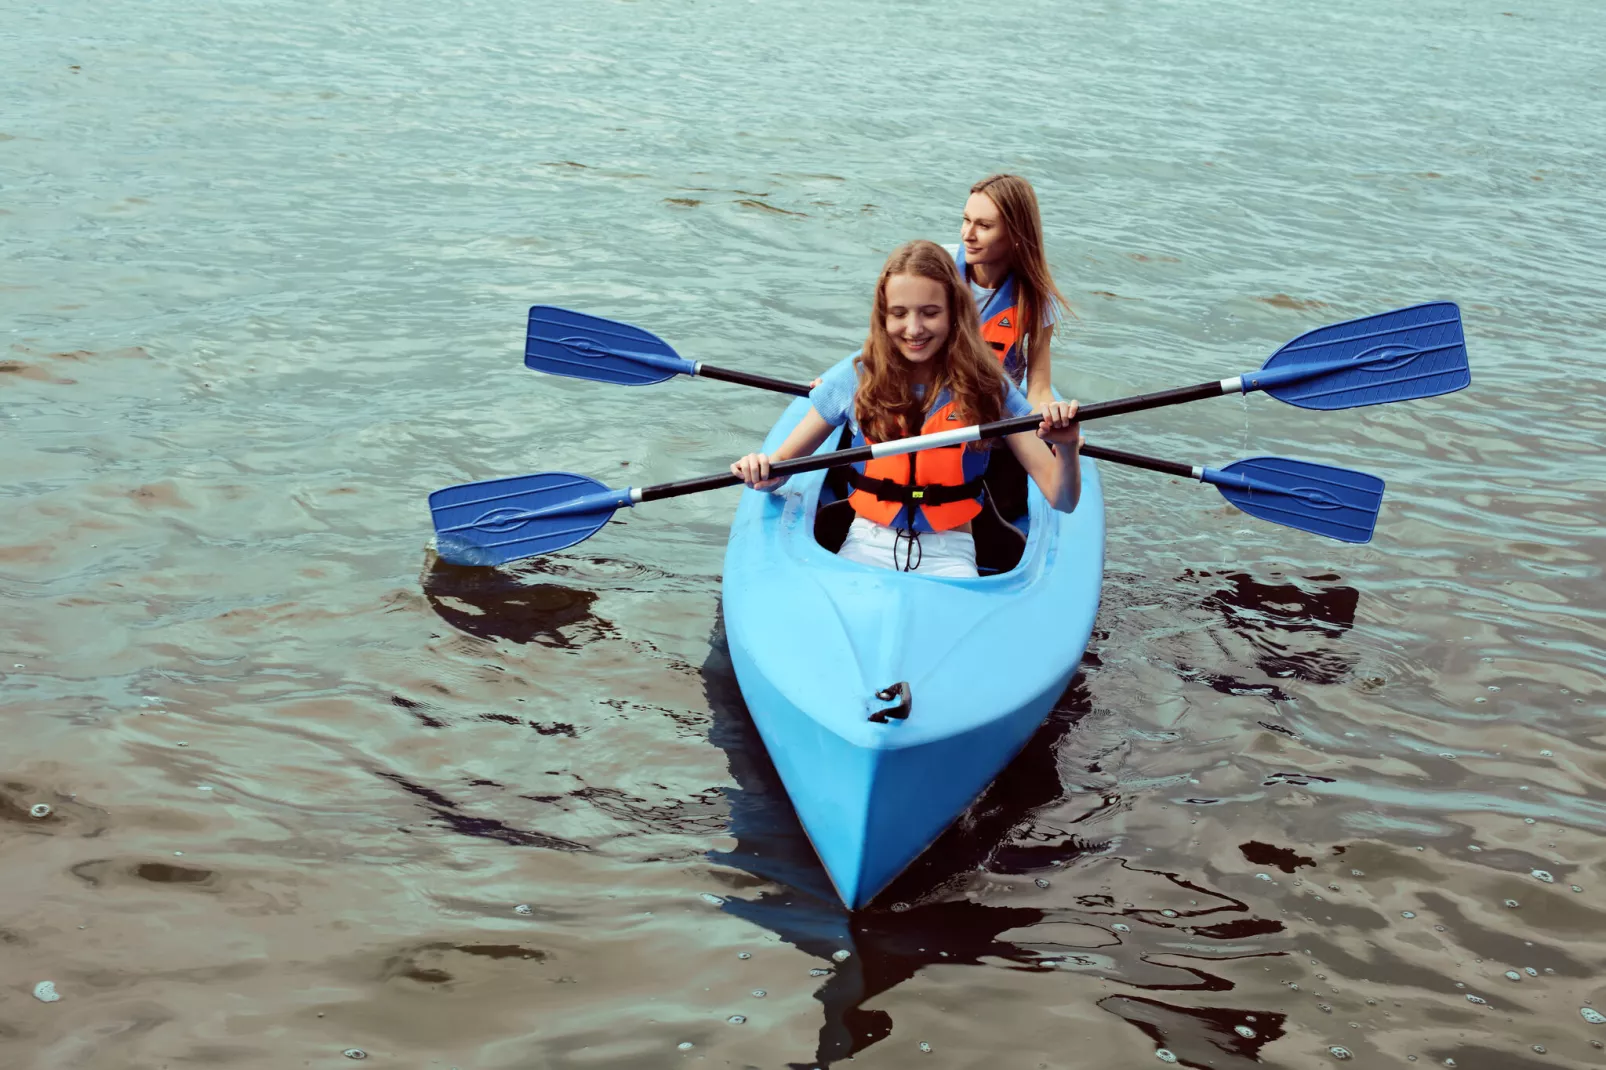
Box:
720 398 1105 909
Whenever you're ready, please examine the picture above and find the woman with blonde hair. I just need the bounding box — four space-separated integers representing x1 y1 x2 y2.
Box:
731 240 1083 578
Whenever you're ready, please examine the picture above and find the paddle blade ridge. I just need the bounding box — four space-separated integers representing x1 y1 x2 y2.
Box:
1258 302 1470 410
1208 457 1385 543
525 306 692 386
429 471 626 566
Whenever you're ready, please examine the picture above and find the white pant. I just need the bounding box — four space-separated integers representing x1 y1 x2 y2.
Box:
836 517 977 578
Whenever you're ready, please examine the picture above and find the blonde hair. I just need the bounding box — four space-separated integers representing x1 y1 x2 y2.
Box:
854 240 1009 447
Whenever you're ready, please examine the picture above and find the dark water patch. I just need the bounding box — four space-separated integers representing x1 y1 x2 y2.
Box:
1098 993 1286 1067
1239 841 1315 872
422 558 616 647
379 771 587 851
69 857 218 889
664 197 701 207
135 861 214 884
1254 293 1330 310
735 199 807 217
1188 917 1284 940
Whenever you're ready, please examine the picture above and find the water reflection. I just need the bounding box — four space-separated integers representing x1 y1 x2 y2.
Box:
695 571 1351 1066
1178 569 1361 692
420 553 615 647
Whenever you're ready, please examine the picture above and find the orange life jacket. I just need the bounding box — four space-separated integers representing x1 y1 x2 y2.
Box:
847 391 988 533
954 245 1024 383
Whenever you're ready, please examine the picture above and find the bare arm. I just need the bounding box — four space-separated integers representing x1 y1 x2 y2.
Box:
730 406 838 489
1025 324 1056 411
1006 399 1081 513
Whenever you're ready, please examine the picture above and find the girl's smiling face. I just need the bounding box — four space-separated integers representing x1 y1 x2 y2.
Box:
883 272 951 369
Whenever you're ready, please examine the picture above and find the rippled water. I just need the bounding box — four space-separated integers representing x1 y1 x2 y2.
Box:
5 0 1605 1066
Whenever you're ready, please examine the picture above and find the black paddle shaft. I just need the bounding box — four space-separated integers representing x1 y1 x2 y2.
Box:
697 365 812 397
636 382 1231 504
1078 443 1193 478
695 369 1229 415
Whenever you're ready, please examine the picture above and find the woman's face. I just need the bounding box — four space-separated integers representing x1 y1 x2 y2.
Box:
883 273 951 367
960 192 1011 275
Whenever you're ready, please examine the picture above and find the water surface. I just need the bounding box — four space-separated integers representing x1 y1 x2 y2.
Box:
4 0 1605 1066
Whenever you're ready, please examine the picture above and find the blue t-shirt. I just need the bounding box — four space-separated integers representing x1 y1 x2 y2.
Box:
809 355 1033 435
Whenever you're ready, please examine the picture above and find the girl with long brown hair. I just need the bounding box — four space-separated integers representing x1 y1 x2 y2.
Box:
730 240 1082 578
957 173 1072 410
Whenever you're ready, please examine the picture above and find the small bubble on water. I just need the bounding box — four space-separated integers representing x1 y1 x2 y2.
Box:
1256 873 1272 881
1525 967 1538 976
737 951 751 959
1504 899 1520 908
1532 870 1555 883
1234 1025 1256 1039
1329 1047 1353 1061
1035 878 1050 888
1351 869 1365 877
809 968 830 976
700 893 725 906
1573 885 1584 893
728 1014 746 1024
342 1050 367 1061
677 1041 694 1050
1434 925 1447 932
751 990 766 998
1318 1003 1333 1013
1505 971 1522 981
832 949 851 962
918 1041 932 1053
32 981 60 1003
1532 1045 1546 1054
1525 818 1536 825
513 904 532 915
1466 994 1486 1004
1288 983 1301 991
1112 923 1131 933
1540 749 1553 757
1488 686 1500 692
1445 1060 1458 1068
1155 1050 1178 1064
1439 752 1456 759
1582 1007 1606 1024
1468 845 1481 852
30 804 51 818
1401 911 1416 919
1161 909 1178 917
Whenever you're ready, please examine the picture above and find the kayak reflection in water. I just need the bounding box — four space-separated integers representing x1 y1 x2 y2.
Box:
729 239 1082 579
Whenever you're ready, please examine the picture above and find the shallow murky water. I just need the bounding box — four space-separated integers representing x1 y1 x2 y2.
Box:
4 0 1605 1066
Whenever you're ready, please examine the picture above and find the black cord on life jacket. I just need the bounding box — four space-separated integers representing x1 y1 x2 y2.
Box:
845 456 985 572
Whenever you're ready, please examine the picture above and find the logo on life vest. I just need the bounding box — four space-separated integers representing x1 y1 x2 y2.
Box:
998 317 1011 328
946 411 959 420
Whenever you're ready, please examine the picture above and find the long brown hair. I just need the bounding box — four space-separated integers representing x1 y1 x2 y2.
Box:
854 240 1009 448
969 174 1072 367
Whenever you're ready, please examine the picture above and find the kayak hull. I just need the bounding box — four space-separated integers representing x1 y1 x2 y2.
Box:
721 399 1105 908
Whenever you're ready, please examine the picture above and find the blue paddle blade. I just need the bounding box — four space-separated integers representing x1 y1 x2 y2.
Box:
525 306 696 387
1202 457 1385 543
1250 302 1469 410
429 472 632 566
